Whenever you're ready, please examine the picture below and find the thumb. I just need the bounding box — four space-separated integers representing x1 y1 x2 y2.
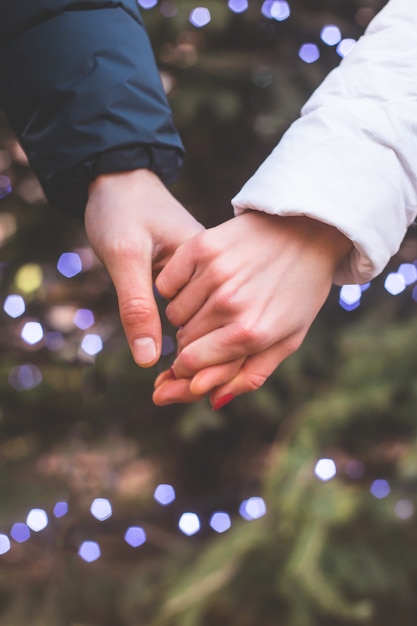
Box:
106 242 162 368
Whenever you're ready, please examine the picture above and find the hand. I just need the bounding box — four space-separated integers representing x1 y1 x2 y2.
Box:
153 212 353 406
85 169 204 367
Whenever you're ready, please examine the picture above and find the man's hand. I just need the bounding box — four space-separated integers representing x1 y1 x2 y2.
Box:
85 169 204 367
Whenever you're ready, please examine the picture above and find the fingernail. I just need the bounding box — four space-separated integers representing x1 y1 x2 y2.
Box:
213 394 235 412
169 366 176 379
133 337 156 365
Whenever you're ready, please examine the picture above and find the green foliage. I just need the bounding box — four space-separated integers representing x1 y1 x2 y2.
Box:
4 1 417 625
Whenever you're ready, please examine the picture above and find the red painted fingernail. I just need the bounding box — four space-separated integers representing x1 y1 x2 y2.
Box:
213 394 235 412
170 366 176 379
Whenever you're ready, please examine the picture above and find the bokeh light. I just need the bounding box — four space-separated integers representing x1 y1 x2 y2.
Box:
320 24 342 46
0 535 11 555
161 335 175 356
345 460 364 479
336 38 356 58
239 497 267 520
270 1 290 21
78 541 101 563
160 0 177 17
26 508 48 532
57 252 82 278
21 321 44 345
299 43 320 64
45 331 65 351
370 479 390 499
8 364 42 391
0 175 12 199
74 308 95 330
154 483 176 505
339 284 362 306
189 7 211 28
228 0 248 13
314 458 337 481
138 0 158 7
384 272 406 295
81 333 103 356
178 512 201 536
397 263 417 286
124 526 147 548
261 0 290 20
10 523 30 543
90 498 112 521
15 264 43 294
53 501 69 518
3 294 26 318
209 512 232 533
394 500 414 520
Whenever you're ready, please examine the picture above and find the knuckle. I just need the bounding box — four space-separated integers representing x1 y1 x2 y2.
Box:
119 297 155 326
176 348 198 376
105 239 141 265
213 286 240 314
244 372 268 392
231 321 265 349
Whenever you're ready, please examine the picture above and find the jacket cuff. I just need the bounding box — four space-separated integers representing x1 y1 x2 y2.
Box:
45 145 184 218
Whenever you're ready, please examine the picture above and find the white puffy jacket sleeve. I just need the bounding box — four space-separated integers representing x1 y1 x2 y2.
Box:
232 0 417 285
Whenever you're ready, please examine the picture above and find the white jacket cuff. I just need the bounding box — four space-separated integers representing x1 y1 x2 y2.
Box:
232 0 417 285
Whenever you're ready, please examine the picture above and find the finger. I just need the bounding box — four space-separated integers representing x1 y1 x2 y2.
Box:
189 358 245 396
154 367 175 388
155 236 200 301
105 242 162 368
164 275 212 329
152 378 205 406
209 335 302 408
172 322 273 379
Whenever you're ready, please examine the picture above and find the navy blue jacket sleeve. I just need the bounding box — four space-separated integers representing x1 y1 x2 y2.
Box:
0 0 185 216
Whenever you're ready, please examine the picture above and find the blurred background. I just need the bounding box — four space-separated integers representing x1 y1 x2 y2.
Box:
2 0 417 624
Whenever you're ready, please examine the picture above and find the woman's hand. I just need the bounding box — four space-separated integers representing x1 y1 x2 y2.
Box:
85 169 204 367
153 212 352 406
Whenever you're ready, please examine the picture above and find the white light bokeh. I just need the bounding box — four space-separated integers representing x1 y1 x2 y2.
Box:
397 263 417 286
314 458 337 482
78 541 101 563
138 0 158 7
74 308 95 330
320 24 342 46
340 284 362 306
384 272 406 296
81 333 103 356
90 498 112 521
0 535 11 555
209 512 232 533
228 0 248 13
154 483 176 505
21 321 44 345
178 512 201 536
239 497 267 520
26 509 48 532
336 38 356 58
189 7 211 27
3 294 25 318
124 526 147 548
270 1 290 21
